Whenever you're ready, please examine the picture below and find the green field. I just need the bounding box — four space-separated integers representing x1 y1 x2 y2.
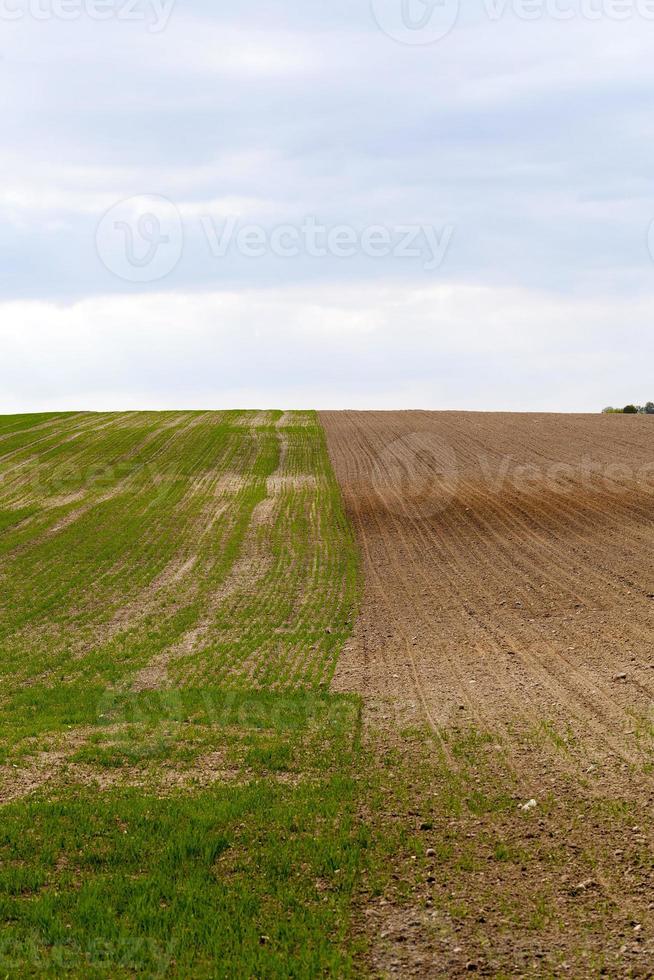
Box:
0 411 378 977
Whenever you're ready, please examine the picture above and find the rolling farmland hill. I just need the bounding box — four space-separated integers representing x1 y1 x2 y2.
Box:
2 408 654 976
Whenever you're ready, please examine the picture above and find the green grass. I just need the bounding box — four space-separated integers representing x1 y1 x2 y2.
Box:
0 411 372 977
0 412 359 729
0 695 366 978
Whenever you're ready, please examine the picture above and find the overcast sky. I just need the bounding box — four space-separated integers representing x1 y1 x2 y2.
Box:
2 0 654 412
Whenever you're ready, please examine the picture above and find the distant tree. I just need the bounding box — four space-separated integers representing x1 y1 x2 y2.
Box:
623 405 638 414
602 406 615 414
645 402 654 415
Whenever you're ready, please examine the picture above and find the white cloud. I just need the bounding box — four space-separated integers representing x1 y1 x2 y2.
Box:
2 4 654 408
1 283 652 412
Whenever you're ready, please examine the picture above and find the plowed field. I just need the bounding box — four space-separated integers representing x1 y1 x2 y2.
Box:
322 410 654 976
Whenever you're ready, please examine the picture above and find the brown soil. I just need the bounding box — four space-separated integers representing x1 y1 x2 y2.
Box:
321 410 654 978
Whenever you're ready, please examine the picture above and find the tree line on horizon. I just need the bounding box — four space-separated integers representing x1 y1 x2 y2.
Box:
602 403 654 415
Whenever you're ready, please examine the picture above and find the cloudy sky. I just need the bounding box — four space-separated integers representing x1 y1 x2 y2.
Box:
2 0 654 412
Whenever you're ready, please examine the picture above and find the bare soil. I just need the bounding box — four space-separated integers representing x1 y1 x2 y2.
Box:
321 411 654 978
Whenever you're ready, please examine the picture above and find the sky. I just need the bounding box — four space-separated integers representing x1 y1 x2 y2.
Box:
2 0 654 412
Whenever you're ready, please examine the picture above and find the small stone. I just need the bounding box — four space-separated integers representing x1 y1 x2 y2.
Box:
426 848 436 857
571 878 597 895
519 799 537 812
613 673 627 682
